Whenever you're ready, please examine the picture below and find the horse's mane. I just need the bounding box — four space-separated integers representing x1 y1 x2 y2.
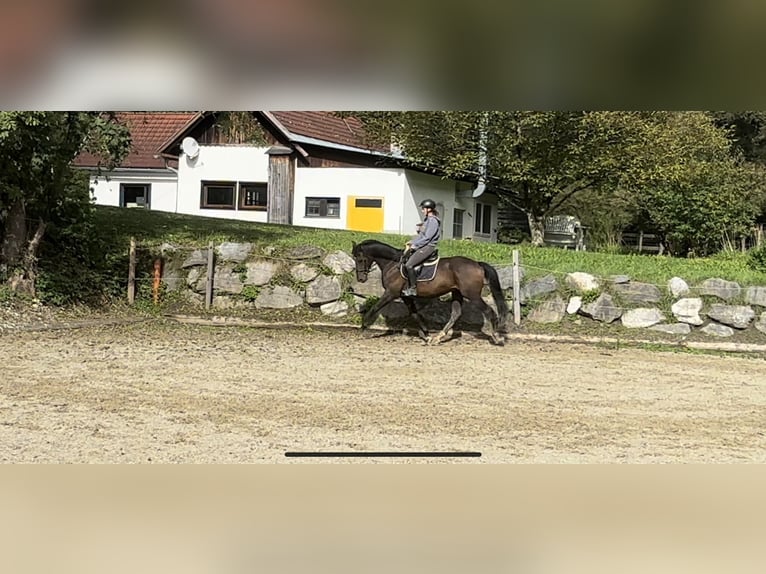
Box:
355 239 403 260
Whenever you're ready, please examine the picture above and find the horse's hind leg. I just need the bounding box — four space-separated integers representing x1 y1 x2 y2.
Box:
428 291 463 345
404 298 429 341
473 297 504 346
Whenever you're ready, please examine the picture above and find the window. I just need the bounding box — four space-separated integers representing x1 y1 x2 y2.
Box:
474 202 492 235
120 184 150 208
453 208 464 238
240 182 267 210
306 197 340 218
201 181 236 209
200 181 268 210
354 198 382 208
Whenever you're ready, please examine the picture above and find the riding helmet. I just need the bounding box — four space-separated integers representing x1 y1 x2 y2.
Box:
419 199 436 209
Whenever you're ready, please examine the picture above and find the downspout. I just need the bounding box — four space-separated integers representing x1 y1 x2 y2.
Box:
471 111 488 198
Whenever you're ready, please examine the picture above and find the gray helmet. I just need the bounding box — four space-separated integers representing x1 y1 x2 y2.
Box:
419 199 436 209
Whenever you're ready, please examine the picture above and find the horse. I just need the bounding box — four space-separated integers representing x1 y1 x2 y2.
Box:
351 239 509 345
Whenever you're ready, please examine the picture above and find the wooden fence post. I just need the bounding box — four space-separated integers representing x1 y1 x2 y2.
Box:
205 241 215 310
512 249 521 326
127 237 136 304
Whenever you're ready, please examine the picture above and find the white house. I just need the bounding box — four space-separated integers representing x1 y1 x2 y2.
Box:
76 111 500 242
74 112 197 212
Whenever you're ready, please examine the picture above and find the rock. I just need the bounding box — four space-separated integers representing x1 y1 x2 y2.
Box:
348 294 368 311
286 245 325 260
245 260 278 286
186 268 206 294
351 264 384 297
567 296 582 315
182 249 208 268
320 300 349 317
649 323 691 335
699 278 741 301
520 274 558 304
305 275 342 305
161 258 185 291
668 277 690 298
213 266 244 294
322 251 356 274
621 308 665 329
217 242 252 263
671 298 704 326
159 242 178 254
528 296 567 324
495 265 525 291
290 263 320 283
612 282 662 304
580 293 622 323
700 323 735 337
609 275 631 284
565 272 600 292
744 286 766 308
706 304 755 330
254 286 303 309
755 312 766 334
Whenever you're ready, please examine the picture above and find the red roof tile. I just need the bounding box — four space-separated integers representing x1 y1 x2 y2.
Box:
270 111 388 152
74 112 198 169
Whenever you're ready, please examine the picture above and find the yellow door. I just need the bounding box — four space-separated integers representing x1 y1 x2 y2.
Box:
347 196 384 232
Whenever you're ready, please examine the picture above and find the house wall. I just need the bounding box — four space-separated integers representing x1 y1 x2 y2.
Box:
86 143 499 243
293 167 406 233
175 145 271 222
404 172 499 242
88 170 178 212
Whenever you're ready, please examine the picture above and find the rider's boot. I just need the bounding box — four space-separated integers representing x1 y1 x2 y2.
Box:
402 266 418 297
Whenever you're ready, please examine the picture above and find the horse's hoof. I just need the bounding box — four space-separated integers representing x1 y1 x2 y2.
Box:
491 333 505 346
427 334 444 346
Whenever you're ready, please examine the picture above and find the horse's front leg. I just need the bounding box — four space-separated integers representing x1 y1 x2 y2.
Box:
403 297 429 341
361 291 397 330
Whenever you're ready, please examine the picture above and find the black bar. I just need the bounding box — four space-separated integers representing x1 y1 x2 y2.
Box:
285 452 481 458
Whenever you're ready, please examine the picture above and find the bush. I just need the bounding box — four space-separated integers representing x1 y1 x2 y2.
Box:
747 245 766 273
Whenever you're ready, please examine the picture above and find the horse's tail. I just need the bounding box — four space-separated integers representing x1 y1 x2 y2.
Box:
479 262 509 332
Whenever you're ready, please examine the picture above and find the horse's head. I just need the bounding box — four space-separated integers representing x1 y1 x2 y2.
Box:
351 241 371 282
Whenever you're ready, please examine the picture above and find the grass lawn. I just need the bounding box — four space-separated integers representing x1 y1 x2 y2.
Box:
94 206 766 287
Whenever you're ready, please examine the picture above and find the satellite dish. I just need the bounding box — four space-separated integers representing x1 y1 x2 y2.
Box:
181 137 200 159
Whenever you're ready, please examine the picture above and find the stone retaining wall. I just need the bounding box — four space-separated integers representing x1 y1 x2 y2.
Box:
160 242 766 337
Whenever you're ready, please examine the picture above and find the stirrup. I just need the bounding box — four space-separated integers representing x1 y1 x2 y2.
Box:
401 286 417 297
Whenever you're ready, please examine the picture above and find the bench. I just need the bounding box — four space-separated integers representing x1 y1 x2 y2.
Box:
621 231 664 254
543 215 586 251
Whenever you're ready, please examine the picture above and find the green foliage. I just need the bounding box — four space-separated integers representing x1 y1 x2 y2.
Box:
580 289 600 304
1 112 131 297
747 245 766 273
240 285 261 302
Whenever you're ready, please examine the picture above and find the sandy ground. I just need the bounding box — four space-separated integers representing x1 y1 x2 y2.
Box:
2 320 765 463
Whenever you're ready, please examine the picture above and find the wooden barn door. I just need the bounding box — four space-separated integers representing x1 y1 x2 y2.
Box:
266 145 295 224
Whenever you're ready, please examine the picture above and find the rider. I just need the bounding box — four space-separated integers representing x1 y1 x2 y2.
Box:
402 199 441 297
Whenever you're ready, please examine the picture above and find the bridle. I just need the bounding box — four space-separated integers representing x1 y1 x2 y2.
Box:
353 250 372 282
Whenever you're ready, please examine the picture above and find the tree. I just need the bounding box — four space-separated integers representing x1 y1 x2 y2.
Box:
710 111 766 164
348 111 764 252
0 112 131 296
348 111 655 243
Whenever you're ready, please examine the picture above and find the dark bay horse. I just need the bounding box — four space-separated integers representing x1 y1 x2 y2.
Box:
351 239 509 345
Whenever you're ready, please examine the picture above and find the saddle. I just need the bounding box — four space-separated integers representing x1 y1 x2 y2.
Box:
399 249 440 282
